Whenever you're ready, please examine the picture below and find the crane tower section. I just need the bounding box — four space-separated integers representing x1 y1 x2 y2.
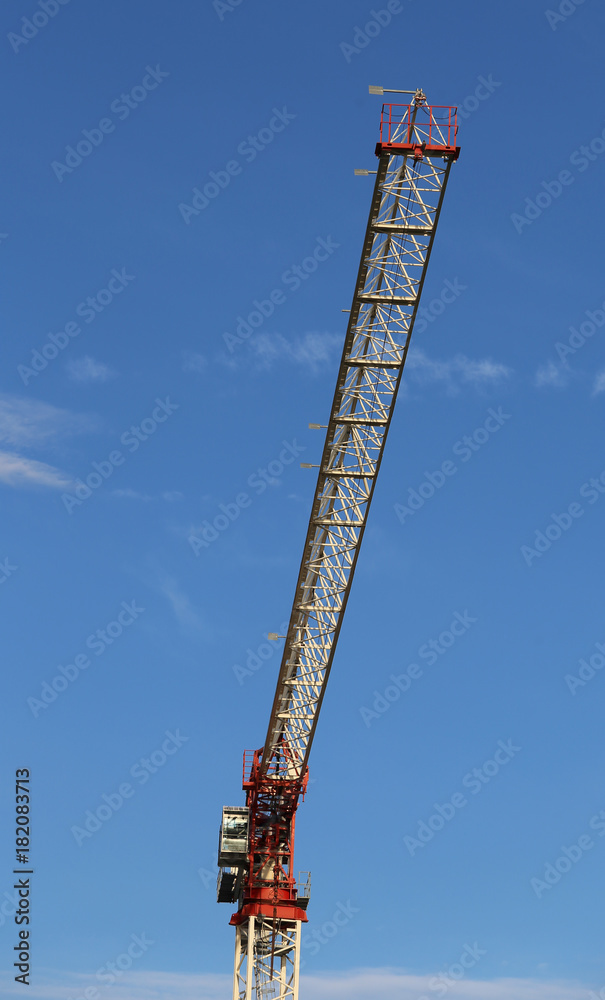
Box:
217 96 460 1000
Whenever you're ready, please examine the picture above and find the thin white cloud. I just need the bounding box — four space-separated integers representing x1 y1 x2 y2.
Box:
296 969 586 999
534 361 569 389
111 489 183 502
0 970 229 1000
157 574 205 630
246 331 344 374
224 337 505 390
0 393 96 448
66 356 115 383
112 488 152 501
0 450 72 489
0 967 591 1000
0 394 99 491
406 349 512 394
592 368 605 395
182 351 208 374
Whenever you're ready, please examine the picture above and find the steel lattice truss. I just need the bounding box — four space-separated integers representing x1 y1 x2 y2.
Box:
262 134 456 782
233 917 301 1000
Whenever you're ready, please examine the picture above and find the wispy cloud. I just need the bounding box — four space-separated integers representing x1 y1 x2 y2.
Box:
182 351 207 374
66 356 115 383
111 489 184 502
534 360 569 389
0 393 97 491
241 331 343 374
0 970 228 1000
592 368 605 395
406 349 512 394
157 574 205 630
112 488 152 501
0 393 96 448
0 967 591 1000
222 337 508 390
0 451 72 489
301 970 588 1000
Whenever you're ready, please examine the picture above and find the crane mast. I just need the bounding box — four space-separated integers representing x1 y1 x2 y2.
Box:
216 93 460 1000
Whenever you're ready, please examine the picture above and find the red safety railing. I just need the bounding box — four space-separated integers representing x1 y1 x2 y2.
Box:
379 104 458 152
242 749 258 786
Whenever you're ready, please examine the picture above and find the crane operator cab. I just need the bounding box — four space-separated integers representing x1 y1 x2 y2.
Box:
218 806 249 866
217 806 249 904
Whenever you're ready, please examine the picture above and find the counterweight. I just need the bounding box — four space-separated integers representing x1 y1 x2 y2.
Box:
217 95 460 1000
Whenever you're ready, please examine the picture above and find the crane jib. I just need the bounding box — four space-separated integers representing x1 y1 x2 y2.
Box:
217 97 460 1000
261 118 459 784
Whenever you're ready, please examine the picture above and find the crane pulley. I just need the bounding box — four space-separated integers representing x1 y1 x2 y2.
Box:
216 94 460 1000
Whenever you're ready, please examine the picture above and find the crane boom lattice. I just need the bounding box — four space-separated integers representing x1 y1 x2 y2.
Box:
216 98 460 1000
262 103 459 782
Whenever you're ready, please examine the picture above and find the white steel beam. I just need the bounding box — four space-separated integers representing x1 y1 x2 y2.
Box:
261 127 456 781
233 918 301 1000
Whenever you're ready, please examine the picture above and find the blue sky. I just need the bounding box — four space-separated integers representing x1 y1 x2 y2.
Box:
1 0 605 997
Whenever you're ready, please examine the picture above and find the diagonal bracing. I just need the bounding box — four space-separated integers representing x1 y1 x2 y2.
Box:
261 110 458 782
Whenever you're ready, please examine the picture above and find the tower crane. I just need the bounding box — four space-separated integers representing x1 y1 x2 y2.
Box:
216 90 460 1000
